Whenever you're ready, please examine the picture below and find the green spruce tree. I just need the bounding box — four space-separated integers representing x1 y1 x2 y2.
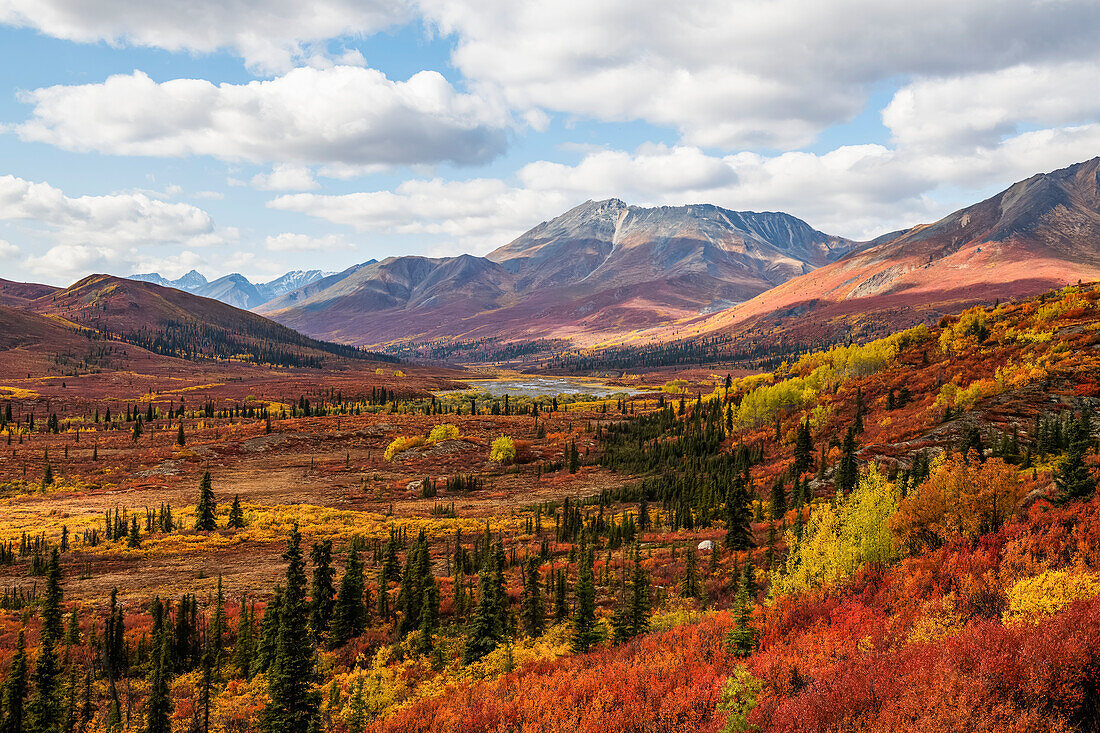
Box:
264 525 319 733
27 550 63 733
227 495 245 529
0 628 27 733
1055 414 1097 504
194 471 217 531
330 548 366 647
571 544 600 653
519 556 545 638
309 540 336 642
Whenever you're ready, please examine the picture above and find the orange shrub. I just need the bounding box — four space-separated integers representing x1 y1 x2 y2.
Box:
890 456 1025 554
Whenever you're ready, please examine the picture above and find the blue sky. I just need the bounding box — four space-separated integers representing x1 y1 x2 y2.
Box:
1 0 1099 285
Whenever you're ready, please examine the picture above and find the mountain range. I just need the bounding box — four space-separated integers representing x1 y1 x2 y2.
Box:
641 156 1100 351
256 200 856 346
6 157 1100 369
255 159 1100 355
128 268 336 310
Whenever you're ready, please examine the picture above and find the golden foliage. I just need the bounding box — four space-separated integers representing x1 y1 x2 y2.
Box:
1004 569 1100 625
489 435 516 464
384 435 425 460
890 456 1025 554
427 424 460 442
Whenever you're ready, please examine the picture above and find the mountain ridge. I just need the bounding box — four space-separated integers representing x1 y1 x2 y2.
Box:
630 156 1100 353
258 201 857 347
127 268 335 310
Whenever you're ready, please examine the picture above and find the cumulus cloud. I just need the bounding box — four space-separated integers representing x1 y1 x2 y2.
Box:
264 233 354 252
270 116 1100 248
0 239 18 258
421 0 1100 148
0 174 235 281
883 63 1100 150
0 0 409 73
251 164 319 191
0 175 227 248
270 178 574 254
15 67 510 168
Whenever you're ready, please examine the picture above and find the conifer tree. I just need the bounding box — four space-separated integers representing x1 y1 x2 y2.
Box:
27 550 63 733
463 567 502 664
264 525 319 733
1055 414 1097 504
519 557 544 638
612 545 651 643
61 661 80 733
309 540 336 641
143 630 172 733
0 628 27 733
490 543 507 635
331 548 366 647
962 425 985 462
416 582 439 654
571 544 599 653
375 569 390 622
194 471 217 531
176 423 185 447
211 575 226 671
725 477 753 551
837 426 859 495
128 515 141 548
227 495 245 529
232 597 254 679
251 586 282 676
793 419 813 477
770 479 787 520
724 575 757 659
680 546 700 598
64 609 80 647
553 568 569 622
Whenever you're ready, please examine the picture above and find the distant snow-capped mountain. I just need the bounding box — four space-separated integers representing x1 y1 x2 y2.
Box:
126 269 333 309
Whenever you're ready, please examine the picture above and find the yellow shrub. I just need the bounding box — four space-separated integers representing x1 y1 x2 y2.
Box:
384 436 425 460
1004 569 1100 625
428 424 460 442
489 435 516 464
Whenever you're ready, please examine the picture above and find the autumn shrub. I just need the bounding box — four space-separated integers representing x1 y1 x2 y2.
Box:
369 613 734 733
489 435 516 464
890 455 1025 554
427 424 460 442
384 436 425 460
1003 569 1100 625
770 466 898 597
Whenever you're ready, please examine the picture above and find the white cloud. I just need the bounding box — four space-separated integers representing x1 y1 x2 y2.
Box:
0 239 18 258
883 63 1100 150
270 118 1100 247
251 164 319 191
270 178 573 254
0 0 409 74
0 174 235 281
264 233 354 252
15 67 510 168
421 0 1100 148
0 175 228 248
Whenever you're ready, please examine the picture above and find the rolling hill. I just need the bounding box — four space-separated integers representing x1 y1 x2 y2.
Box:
258 200 856 347
0 277 58 308
26 274 389 368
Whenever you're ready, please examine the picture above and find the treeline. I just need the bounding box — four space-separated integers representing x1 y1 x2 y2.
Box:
73 316 397 368
541 334 825 373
